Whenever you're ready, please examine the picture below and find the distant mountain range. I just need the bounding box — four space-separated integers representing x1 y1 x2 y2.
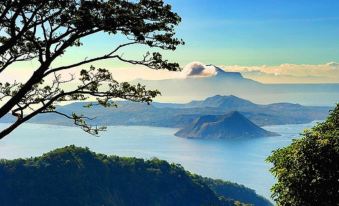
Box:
153 95 256 109
8 95 328 136
134 65 339 106
175 111 278 139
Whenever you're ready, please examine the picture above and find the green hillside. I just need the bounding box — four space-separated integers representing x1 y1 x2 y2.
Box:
0 146 272 206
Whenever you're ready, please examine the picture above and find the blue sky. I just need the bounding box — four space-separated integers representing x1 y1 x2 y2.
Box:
58 0 339 67
9 0 339 84
162 0 339 65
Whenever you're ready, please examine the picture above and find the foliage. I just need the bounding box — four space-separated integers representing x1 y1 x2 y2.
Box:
267 104 339 206
199 177 272 206
0 0 184 138
0 145 266 206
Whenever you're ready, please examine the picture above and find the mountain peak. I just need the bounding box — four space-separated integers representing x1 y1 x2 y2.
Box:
183 62 244 79
213 67 244 79
227 111 242 117
188 95 256 109
206 95 242 101
175 111 278 139
204 65 245 79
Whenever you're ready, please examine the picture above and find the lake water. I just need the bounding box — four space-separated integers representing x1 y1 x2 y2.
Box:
0 121 318 200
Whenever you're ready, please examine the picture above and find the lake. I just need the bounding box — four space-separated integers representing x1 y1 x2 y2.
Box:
0 121 318 200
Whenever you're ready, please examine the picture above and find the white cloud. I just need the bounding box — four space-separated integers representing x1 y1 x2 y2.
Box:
182 62 218 78
2 62 339 84
220 62 339 83
104 62 221 81
108 62 339 83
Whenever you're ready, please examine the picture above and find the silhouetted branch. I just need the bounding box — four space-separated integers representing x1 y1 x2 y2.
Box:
0 0 183 139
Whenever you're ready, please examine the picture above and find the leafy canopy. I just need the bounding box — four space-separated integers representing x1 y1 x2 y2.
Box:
0 0 184 138
267 104 339 206
0 145 262 206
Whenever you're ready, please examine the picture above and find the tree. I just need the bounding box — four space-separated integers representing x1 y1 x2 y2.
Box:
0 0 184 139
267 104 339 206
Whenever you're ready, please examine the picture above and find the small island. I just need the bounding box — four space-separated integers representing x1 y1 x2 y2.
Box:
175 111 278 139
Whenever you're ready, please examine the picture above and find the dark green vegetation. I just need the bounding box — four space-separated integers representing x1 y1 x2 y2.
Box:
0 146 272 206
0 0 183 139
201 178 273 206
175 111 278 139
267 104 339 206
21 95 330 129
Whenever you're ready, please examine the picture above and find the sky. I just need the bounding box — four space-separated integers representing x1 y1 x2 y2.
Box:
167 0 339 65
6 0 339 83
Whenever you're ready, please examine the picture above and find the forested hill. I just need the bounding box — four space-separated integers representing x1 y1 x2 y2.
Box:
0 146 272 206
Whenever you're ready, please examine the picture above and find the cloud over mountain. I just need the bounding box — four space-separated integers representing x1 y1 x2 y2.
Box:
182 62 219 78
181 62 240 78
9 61 334 84
180 61 339 83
